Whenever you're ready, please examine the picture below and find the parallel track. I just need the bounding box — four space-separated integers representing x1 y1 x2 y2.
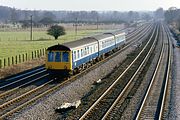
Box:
0 23 153 119
78 24 158 120
134 24 172 120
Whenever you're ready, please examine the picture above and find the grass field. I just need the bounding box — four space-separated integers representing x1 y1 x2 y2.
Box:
0 29 107 60
0 23 125 67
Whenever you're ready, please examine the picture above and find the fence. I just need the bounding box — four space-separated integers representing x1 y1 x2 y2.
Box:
0 48 46 69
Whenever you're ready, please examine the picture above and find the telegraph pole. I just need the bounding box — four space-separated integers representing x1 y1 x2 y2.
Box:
74 17 78 40
75 17 78 36
97 16 99 30
30 15 33 40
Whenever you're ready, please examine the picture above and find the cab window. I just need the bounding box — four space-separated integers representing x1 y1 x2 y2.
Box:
48 51 54 62
55 52 61 62
62 52 69 62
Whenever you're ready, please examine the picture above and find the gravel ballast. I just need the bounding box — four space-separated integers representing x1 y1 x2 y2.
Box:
10 44 138 120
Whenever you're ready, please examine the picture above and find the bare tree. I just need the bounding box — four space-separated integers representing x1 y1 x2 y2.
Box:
10 7 18 24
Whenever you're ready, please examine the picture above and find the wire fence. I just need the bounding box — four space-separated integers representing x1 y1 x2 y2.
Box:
0 48 46 69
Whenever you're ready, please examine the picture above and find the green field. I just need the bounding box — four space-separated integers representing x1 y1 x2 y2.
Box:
0 29 106 60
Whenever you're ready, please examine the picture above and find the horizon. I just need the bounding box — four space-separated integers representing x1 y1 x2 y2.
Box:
0 0 180 11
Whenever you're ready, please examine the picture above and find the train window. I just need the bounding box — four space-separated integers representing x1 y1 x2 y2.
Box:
48 51 54 62
73 51 76 60
77 50 80 58
90 46 93 53
85 47 87 55
81 49 83 57
62 52 69 62
102 42 104 48
87 46 89 54
55 52 61 62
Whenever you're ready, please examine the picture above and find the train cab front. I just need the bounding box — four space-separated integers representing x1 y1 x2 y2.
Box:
45 45 72 78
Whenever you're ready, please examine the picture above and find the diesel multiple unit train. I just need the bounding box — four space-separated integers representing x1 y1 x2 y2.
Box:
45 31 126 76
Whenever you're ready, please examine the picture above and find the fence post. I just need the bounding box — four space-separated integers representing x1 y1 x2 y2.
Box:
15 55 17 64
35 50 36 58
32 52 34 59
45 48 46 55
37 50 39 58
26 53 28 61
0 59 2 68
12 56 14 65
4 58 6 67
40 49 42 57
8 57 10 66
43 48 45 56
19 54 21 63
22 54 24 62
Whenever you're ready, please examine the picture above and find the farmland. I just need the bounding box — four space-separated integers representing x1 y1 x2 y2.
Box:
0 24 124 59
0 23 124 69
0 29 104 59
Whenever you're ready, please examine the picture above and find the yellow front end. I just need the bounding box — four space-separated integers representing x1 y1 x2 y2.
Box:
45 50 72 71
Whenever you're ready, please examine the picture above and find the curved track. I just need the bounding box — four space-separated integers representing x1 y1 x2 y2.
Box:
78 24 159 120
134 24 172 120
0 23 153 119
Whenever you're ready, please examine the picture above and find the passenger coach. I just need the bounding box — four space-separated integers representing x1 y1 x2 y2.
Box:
46 37 99 76
45 31 126 76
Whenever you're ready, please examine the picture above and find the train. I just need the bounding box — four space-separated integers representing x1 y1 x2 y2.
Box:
177 40 180 47
45 31 126 76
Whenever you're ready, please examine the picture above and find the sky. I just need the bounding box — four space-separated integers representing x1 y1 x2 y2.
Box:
0 0 180 11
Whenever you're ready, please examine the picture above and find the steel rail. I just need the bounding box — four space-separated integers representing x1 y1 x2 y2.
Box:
158 25 172 120
0 23 154 120
101 24 159 120
79 24 157 120
135 24 171 120
0 73 49 99
0 69 46 89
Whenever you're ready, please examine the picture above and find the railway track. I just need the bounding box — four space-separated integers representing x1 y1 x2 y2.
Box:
134 24 172 120
0 23 150 89
70 24 159 120
0 66 45 87
0 23 153 119
126 23 151 40
101 23 164 120
102 23 173 120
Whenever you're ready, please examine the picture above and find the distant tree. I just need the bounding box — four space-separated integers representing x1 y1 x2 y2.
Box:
47 25 66 40
155 8 164 20
39 11 56 26
39 17 54 26
10 8 18 24
20 20 31 28
177 18 180 32
23 10 29 20
141 13 152 21
43 11 56 20
33 10 40 22
128 11 138 23
164 7 178 23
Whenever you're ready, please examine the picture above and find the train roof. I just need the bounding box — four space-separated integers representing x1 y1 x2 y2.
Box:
111 31 126 35
47 37 97 50
104 31 125 36
47 31 124 51
47 44 71 51
92 34 114 40
63 37 97 49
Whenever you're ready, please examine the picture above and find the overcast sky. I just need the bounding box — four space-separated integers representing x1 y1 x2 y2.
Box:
0 0 179 11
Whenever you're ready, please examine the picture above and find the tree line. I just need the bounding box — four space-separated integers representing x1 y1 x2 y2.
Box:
164 7 180 32
0 5 154 27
